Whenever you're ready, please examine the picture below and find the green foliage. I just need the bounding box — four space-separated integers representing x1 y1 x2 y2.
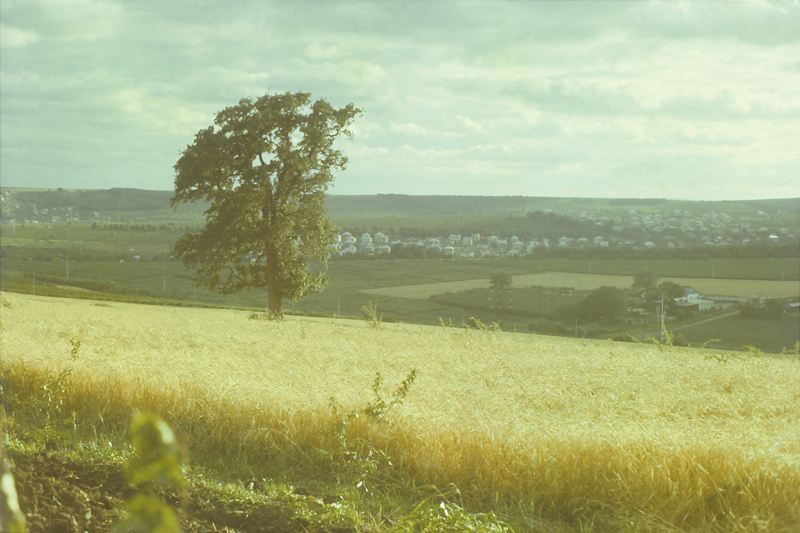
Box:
489 273 512 291
782 341 800 360
12 338 81 432
632 271 659 295
562 286 626 322
397 488 510 533
113 494 181 533
658 281 684 300
113 412 184 533
171 91 361 317
364 370 417 422
740 298 785 318
124 413 184 489
467 317 502 332
324 370 416 491
362 301 383 328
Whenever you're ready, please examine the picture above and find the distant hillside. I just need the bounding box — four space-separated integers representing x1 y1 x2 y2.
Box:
2 187 798 224
326 194 800 218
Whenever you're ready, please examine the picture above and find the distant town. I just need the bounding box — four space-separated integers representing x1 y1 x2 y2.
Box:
1 188 796 260
334 208 796 259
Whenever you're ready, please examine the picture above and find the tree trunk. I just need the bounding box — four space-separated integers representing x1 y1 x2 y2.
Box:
266 242 283 318
268 287 283 318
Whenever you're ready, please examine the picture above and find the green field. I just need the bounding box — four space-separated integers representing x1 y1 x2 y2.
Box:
671 313 800 354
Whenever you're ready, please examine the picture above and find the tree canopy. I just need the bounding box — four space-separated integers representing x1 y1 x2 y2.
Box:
562 285 627 322
171 92 361 317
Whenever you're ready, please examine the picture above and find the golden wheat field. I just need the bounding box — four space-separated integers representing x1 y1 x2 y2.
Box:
362 272 800 299
2 292 799 530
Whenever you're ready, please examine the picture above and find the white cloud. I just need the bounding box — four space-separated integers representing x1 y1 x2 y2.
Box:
453 114 486 134
0 25 40 48
2 0 799 198
32 0 124 42
111 88 210 136
390 123 438 137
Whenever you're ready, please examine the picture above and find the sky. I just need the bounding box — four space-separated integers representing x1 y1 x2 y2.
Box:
1 0 799 200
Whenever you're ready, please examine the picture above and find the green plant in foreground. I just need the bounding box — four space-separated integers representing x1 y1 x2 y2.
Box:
112 412 185 533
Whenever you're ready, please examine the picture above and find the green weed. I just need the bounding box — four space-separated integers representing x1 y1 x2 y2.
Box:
112 412 185 533
324 370 416 492
362 301 383 328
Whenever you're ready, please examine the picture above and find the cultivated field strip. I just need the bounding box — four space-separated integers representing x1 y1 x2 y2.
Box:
362 272 800 299
2 293 799 529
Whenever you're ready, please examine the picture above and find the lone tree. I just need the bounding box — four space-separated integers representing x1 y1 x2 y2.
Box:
171 92 361 317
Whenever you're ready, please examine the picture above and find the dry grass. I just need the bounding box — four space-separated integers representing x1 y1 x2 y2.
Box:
362 272 800 299
2 293 799 530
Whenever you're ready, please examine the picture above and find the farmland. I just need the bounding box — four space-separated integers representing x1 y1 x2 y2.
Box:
362 272 800 300
2 221 799 352
1 187 798 353
1 293 798 531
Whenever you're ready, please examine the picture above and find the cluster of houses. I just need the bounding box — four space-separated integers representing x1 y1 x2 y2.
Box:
331 208 796 259
607 208 794 248
1 189 795 255
333 231 537 258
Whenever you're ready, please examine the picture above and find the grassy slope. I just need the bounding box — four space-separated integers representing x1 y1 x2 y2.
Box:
2 293 799 532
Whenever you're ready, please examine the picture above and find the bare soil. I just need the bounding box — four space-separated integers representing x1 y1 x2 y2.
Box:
8 449 347 533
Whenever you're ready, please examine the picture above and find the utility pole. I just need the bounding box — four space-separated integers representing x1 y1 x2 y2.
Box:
33 272 36 297
66 255 69 280
659 292 665 343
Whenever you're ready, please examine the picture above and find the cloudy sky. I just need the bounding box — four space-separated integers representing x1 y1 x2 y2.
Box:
2 1 799 200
